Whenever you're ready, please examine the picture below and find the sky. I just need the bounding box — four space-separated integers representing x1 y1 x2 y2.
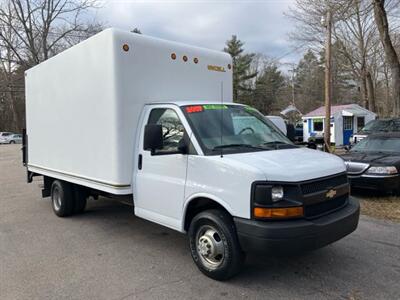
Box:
97 0 302 67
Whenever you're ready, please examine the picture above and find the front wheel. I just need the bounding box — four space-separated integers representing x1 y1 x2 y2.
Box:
9 140 15 144
188 209 244 280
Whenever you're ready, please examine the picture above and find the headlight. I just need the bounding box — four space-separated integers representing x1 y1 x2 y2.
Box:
271 186 284 202
365 166 398 175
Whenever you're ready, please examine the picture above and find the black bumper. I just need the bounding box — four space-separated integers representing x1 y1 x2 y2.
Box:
234 197 360 254
349 175 400 192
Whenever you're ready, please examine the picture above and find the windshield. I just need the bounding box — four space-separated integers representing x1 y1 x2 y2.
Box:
182 104 295 155
360 119 400 133
351 137 400 153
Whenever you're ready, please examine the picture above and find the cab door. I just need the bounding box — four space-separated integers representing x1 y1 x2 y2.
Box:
134 105 189 230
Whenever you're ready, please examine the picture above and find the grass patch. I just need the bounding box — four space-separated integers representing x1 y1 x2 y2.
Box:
356 195 400 222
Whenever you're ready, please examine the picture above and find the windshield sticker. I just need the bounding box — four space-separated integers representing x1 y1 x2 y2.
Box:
202 104 228 110
244 106 258 112
186 105 203 113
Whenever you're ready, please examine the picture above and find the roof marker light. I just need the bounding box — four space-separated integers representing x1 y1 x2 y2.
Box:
194 57 199 64
122 44 129 52
183 55 188 62
171 53 176 60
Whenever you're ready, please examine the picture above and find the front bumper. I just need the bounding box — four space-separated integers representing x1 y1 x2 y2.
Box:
349 174 400 192
234 197 359 254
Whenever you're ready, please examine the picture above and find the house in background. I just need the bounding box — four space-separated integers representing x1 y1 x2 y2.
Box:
302 104 376 146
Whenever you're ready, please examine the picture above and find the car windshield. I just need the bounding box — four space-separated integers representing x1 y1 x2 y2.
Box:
361 119 400 133
351 136 400 154
182 104 295 155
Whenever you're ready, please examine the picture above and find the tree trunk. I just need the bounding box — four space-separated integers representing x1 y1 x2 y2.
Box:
366 71 376 112
360 69 368 108
373 0 400 116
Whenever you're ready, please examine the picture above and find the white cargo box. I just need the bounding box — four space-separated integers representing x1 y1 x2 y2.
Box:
26 28 232 194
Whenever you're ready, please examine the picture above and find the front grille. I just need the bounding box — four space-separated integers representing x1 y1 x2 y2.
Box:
345 162 369 175
300 174 348 195
305 195 347 218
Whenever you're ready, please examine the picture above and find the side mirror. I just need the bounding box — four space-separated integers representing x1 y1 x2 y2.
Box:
286 124 295 142
144 124 163 154
177 132 190 154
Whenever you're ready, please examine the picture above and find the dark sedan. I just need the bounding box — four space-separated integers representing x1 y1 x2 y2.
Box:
341 133 400 194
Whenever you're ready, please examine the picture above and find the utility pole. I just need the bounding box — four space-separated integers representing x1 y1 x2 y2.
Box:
323 10 332 153
291 66 296 106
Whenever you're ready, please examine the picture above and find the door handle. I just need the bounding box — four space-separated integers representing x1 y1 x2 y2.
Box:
138 154 143 170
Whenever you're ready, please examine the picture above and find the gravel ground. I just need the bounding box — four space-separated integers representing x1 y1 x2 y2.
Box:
1 144 400 300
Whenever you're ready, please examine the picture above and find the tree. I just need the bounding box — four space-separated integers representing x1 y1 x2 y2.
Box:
288 0 400 114
294 50 325 113
223 35 257 103
252 63 286 114
373 0 400 115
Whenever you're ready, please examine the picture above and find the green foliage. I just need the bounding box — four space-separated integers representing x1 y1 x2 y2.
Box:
294 50 325 113
223 35 257 103
252 64 286 114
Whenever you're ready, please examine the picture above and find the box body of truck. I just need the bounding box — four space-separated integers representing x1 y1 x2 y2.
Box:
25 28 232 194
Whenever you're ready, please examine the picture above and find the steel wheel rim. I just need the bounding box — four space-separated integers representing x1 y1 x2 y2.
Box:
196 225 225 269
52 187 61 211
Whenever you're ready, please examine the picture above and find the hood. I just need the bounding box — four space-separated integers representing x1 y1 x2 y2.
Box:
224 148 345 182
341 151 400 167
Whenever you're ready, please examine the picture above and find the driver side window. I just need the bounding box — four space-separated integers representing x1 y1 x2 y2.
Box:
147 108 185 154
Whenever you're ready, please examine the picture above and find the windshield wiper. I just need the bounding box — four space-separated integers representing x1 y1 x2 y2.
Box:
212 143 266 151
261 141 294 149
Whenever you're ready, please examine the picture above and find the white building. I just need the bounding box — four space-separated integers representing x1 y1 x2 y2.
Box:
302 104 376 146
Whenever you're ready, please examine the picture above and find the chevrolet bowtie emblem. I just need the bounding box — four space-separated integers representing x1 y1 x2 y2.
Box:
326 189 337 199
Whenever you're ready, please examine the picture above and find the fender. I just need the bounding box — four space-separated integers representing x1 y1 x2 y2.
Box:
181 192 235 232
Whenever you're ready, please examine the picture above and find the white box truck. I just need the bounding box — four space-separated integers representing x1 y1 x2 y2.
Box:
24 28 359 280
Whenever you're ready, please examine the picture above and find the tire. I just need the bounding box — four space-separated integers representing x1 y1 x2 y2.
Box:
51 180 74 217
188 209 244 281
73 185 87 214
9 140 15 144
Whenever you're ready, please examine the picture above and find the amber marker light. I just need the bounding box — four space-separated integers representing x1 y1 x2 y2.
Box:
254 207 303 219
183 55 188 62
171 53 176 60
228 63 232 70
122 44 129 52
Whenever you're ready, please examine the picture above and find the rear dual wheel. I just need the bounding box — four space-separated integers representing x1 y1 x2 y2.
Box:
51 180 87 217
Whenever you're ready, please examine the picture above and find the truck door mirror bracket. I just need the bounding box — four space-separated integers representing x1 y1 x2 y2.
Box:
144 124 164 154
177 138 188 154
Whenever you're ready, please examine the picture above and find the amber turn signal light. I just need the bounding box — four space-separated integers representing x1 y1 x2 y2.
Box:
254 207 303 219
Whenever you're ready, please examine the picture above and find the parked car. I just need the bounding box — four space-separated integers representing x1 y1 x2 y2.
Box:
351 118 400 144
8 134 23 144
0 132 16 144
294 123 303 142
341 132 400 194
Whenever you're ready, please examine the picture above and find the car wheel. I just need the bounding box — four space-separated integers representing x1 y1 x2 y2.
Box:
188 209 244 281
51 180 74 217
10 140 15 144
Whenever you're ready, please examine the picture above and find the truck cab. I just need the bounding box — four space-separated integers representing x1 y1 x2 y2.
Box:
133 102 359 280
